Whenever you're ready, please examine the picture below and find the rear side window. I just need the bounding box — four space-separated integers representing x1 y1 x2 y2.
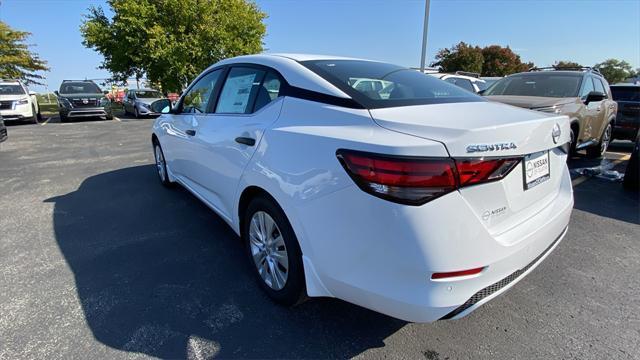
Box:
611 87 640 101
445 77 475 92
301 60 481 109
215 67 267 114
253 72 282 112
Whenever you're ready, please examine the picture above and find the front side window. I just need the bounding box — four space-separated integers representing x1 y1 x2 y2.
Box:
579 77 595 99
182 69 222 113
215 67 266 114
485 74 582 98
301 60 481 108
0 84 25 95
593 77 607 97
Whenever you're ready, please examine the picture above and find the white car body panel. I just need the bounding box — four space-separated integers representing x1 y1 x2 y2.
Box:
0 82 38 121
152 54 574 322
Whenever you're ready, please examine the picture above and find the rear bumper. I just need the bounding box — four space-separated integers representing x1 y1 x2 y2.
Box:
295 161 574 323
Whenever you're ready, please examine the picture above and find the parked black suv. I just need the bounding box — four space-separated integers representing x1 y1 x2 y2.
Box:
55 80 113 122
610 83 640 141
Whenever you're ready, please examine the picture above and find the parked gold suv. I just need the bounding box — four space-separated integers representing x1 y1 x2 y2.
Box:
483 67 617 158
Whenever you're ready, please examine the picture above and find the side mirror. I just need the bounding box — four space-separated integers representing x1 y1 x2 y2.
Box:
103 90 109 95
54 90 59 96
151 98 173 114
585 91 605 104
29 90 36 96
478 89 486 95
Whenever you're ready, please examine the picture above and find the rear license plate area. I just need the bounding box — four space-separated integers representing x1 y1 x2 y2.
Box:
523 150 550 190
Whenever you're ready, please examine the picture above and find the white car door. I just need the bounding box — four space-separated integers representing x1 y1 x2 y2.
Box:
188 66 283 220
162 69 224 178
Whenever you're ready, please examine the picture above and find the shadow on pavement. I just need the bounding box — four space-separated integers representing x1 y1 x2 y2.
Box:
45 165 404 358
573 178 640 225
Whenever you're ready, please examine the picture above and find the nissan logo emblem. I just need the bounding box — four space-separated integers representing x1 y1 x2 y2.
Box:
552 123 561 144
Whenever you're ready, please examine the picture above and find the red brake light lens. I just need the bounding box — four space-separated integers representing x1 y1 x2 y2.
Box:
337 149 521 205
455 158 520 186
337 150 457 205
431 267 485 279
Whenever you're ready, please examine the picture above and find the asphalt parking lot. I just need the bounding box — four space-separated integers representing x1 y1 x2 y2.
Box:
1 115 639 359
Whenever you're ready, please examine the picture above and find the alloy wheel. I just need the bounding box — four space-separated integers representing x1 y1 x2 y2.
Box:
154 145 166 182
249 211 289 291
600 124 612 155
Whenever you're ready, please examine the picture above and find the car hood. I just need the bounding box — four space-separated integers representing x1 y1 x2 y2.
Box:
136 98 164 105
0 94 29 101
368 101 571 157
484 95 576 109
58 93 104 98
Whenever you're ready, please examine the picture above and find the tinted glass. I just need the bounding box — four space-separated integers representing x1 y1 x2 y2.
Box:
301 60 480 108
475 81 489 91
485 74 582 98
611 86 640 102
135 90 163 98
0 84 25 95
59 82 102 94
446 77 475 92
580 77 595 98
253 72 281 112
216 67 266 114
593 77 607 97
182 69 222 113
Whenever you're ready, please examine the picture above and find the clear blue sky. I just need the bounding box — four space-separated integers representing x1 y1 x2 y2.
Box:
2 0 639 93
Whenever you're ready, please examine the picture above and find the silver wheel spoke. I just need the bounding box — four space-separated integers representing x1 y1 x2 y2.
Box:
248 211 289 291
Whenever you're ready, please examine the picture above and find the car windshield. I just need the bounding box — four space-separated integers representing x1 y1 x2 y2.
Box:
0 84 25 95
60 82 102 94
484 74 582 98
135 90 163 98
611 86 640 102
301 60 482 108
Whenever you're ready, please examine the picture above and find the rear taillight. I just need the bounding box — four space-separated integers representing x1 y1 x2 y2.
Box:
337 149 520 205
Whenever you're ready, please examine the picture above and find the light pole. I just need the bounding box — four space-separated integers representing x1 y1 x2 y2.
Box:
419 0 431 72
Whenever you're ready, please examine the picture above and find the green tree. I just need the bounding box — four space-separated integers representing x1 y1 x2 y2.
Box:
481 45 533 76
81 0 266 92
0 21 49 85
431 42 483 74
553 60 582 69
594 59 636 84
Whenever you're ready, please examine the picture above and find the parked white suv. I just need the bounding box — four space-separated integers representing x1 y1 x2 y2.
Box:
152 54 573 322
0 80 40 124
428 72 488 93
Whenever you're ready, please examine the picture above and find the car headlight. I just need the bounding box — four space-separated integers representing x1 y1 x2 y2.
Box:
58 97 72 108
534 105 562 114
16 98 29 105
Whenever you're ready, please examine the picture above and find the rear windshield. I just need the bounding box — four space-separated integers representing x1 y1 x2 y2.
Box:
135 90 163 98
485 74 582 98
301 60 482 108
0 84 25 95
59 82 102 95
611 86 640 102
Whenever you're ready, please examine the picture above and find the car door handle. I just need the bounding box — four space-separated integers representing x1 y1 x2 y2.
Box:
235 137 256 146
186 129 196 136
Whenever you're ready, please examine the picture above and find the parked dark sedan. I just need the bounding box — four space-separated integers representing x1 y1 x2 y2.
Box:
0 114 7 143
611 83 640 141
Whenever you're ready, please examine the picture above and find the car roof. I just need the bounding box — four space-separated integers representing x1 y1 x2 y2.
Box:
434 73 486 82
132 88 160 92
208 53 378 98
509 71 585 77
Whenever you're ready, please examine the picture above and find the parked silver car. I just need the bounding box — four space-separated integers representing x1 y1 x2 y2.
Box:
122 89 166 118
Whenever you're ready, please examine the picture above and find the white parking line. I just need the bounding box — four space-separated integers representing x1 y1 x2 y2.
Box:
114 117 121 122
40 117 51 126
570 154 631 187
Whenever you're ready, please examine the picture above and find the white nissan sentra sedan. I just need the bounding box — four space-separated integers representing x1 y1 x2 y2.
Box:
151 54 573 322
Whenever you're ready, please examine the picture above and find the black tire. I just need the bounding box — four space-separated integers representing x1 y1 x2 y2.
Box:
134 107 139 119
59 112 69 123
242 195 306 306
28 106 38 124
586 122 612 159
105 112 113 120
153 142 173 187
569 126 578 157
